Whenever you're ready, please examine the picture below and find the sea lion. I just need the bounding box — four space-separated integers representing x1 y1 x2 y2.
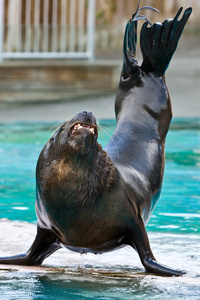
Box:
0 4 192 276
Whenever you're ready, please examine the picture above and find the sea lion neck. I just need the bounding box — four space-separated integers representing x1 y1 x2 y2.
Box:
73 144 117 204
66 143 97 171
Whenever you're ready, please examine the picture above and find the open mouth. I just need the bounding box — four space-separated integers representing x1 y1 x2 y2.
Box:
70 123 96 135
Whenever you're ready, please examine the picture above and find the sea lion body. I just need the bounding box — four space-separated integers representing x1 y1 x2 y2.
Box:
107 73 171 222
0 5 192 276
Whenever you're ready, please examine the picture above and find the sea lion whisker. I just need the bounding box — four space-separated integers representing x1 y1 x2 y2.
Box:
98 124 114 135
45 122 63 136
98 125 111 141
45 114 74 137
97 125 108 145
98 124 115 141
99 124 124 144
48 123 64 140
98 125 120 159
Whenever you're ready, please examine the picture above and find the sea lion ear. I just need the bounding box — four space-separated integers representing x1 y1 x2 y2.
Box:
140 7 192 76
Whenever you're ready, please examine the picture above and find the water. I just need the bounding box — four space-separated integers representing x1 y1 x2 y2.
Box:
0 118 200 299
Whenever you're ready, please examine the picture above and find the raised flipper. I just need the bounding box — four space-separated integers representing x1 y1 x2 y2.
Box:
128 218 185 276
140 7 192 76
122 4 159 79
0 227 61 266
122 19 138 79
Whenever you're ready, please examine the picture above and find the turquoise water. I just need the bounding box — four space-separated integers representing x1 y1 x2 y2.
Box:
0 118 199 234
0 118 200 299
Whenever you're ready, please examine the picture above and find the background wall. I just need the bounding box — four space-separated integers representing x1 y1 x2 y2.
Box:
96 0 200 26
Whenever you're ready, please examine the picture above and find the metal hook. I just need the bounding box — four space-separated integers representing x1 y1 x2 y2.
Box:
133 15 153 26
132 1 160 25
137 6 160 14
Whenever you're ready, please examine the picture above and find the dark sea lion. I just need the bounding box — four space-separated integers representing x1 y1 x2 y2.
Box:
0 4 192 276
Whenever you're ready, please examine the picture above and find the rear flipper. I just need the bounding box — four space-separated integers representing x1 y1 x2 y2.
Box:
0 227 61 266
122 5 159 79
140 7 192 76
122 18 138 79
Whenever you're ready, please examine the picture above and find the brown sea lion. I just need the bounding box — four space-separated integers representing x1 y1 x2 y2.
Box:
0 4 192 276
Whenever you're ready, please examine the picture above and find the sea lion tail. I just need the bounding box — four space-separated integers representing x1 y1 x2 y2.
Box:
140 7 192 76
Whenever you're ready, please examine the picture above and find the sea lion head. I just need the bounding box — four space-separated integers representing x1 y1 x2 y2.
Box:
49 111 98 167
38 111 116 205
67 111 97 151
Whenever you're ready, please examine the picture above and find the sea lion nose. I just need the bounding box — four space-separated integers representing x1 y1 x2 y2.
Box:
83 111 92 116
82 111 93 122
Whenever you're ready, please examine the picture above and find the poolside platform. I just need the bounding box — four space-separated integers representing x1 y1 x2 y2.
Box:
0 31 200 122
0 60 121 103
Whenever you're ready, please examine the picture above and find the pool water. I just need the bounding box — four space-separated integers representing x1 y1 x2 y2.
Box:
0 118 200 299
0 118 199 233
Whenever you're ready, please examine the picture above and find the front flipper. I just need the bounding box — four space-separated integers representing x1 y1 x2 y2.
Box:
128 218 185 276
0 227 61 266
